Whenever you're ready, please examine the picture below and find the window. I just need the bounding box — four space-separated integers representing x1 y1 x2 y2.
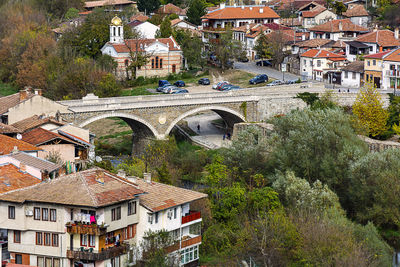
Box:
155 212 159 224
373 59 376 66
367 60 370 66
8 206 15 219
303 59 307 66
42 208 49 221
127 224 136 239
155 56 159 68
344 71 348 78
50 209 56 222
111 256 120 267
14 230 21 243
44 233 51 246
37 257 44 267
52 234 59 247
181 245 199 265
53 259 60 267
34 207 40 220
174 207 177 219
128 201 136 216
352 72 356 79
45 258 52 267
88 235 95 247
151 59 154 69
15 254 22 264
148 214 153 224
36 232 43 245
317 60 321 67
112 206 121 221
81 234 88 246
160 59 163 69
124 59 129 67
326 33 330 39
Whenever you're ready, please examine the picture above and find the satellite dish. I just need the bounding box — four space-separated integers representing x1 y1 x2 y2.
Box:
16 134 22 140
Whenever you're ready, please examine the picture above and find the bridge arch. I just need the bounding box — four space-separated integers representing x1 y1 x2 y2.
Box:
164 105 246 137
78 112 161 138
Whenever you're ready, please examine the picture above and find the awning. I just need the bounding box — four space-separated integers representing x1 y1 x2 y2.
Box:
346 41 369 49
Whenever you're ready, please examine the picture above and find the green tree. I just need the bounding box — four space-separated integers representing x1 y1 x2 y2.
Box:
156 17 172 38
95 73 121 97
186 0 207 26
156 162 172 184
137 0 160 14
332 1 347 15
210 183 246 222
353 80 389 137
210 29 243 69
254 30 290 68
205 155 228 188
254 33 273 60
175 29 205 69
65 7 79 20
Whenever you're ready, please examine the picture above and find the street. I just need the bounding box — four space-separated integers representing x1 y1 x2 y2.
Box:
234 61 300 81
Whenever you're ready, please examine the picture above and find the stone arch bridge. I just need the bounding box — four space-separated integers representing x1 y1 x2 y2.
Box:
58 84 366 152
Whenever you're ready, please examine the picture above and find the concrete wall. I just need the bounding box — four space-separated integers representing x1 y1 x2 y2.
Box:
104 199 140 232
7 95 70 124
341 71 362 88
37 144 75 163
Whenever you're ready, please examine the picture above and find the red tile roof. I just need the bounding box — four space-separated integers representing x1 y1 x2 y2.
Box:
11 115 64 133
0 168 144 207
342 4 369 17
0 134 41 155
0 163 40 194
356 30 400 47
155 3 187 16
108 36 181 53
84 0 135 8
302 5 327 18
202 6 279 20
0 91 34 114
382 47 400 62
21 127 80 146
130 13 149 22
301 49 346 60
296 38 332 47
363 50 392 59
309 19 368 33
0 123 21 134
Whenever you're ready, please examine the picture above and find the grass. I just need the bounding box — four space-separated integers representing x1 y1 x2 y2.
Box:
0 82 18 96
99 130 132 140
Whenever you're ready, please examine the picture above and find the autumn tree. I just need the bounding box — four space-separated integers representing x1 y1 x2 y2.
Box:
210 29 243 69
137 0 160 14
352 80 389 137
254 30 290 68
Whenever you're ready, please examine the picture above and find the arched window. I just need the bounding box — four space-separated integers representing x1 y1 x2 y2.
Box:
118 27 121 36
151 59 155 69
124 59 129 67
113 27 116 36
155 56 159 68
160 59 163 69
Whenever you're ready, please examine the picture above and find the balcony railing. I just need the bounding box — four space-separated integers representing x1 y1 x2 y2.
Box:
387 70 400 77
66 223 107 235
66 245 127 261
202 27 226 32
165 235 202 253
182 211 201 224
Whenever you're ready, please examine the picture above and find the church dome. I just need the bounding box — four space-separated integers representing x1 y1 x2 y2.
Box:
111 16 122 26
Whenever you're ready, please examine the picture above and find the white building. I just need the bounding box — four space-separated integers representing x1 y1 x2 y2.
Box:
342 4 370 27
128 21 159 39
380 47 400 91
341 61 364 88
299 5 337 29
309 19 368 41
355 29 400 55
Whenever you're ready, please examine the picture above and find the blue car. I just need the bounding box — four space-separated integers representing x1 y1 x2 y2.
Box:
174 80 185 87
172 89 188 94
249 74 268 85
158 80 170 87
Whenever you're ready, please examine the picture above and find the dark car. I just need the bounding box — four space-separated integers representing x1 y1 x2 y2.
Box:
221 84 240 91
198 78 210 85
158 80 170 87
174 80 185 87
256 60 272 67
249 74 268 85
172 89 188 94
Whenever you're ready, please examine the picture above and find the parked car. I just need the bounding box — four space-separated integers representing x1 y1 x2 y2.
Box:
256 60 272 67
174 80 185 87
198 78 210 85
172 89 189 94
220 84 240 91
157 84 172 92
213 81 229 90
267 80 283 86
249 74 269 85
237 56 249 62
158 80 170 87
162 85 179 93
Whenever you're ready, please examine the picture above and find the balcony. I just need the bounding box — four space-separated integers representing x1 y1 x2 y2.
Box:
165 235 202 253
387 70 400 77
182 211 201 225
202 27 226 33
66 223 107 236
66 245 127 261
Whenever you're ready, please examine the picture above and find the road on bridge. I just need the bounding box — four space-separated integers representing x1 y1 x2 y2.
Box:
234 61 300 81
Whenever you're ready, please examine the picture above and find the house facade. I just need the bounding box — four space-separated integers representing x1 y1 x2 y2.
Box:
355 29 400 54
101 16 182 79
309 19 368 41
381 47 400 91
128 21 159 39
300 6 337 29
342 4 370 27
341 60 364 88
363 50 391 89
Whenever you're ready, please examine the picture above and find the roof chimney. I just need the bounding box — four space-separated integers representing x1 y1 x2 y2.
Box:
117 169 126 178
338 21 342 31
12 146 19 154
220 3 225 9
395 28 399 40
250 6 253 10
34 89 42 96
241 5 244 9
259 7 263 13
144 172 152 183
19 89 28 101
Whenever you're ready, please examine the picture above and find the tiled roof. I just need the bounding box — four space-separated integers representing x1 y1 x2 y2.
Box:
135 178 207 212
342 61 364 73
21 128 80 146
84 0 135 8
332 39 346 48
356 30 400 47
302 5 327 18
155 3 187 16
309 19 368 33
10 152 62 173
0 134 41 155
0 91 34 114
0 163 40 194
11 115 64 133
0 168 144 207
0 123 20 134
202 6 279 20
342 4 369 17
296 38 332 47
108 36 181 53
301 48 346 60
58 130 93 147
297 1 324 11
170 18 182 26
130 13 149 22
382 47 400 62
364 50 392 59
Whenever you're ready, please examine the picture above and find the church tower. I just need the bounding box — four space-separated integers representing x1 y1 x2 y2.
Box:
110 16 124 44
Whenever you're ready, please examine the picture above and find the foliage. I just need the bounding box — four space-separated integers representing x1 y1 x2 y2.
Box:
0 82 17 96
148 14 164 25
254 31 290 68
332 1 347 15
137 0 160 14
95 73 121 97
156 162 172 184
174 29 205 69
156 17 173 38
295 92 319 107
353 80 389 137
65 7 79 20
45 151 63 164
186 0 207 25
209 183 246 222
33 0 83 19
209 30 243 69
382 5 400 27
143 137 178 171
116 157 146 177
247 187 282 214
254 33 273 60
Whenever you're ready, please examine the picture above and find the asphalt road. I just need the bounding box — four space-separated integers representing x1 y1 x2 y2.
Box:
234 61 300 81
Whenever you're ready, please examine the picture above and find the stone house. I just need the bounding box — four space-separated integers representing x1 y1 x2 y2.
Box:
341 60 364 88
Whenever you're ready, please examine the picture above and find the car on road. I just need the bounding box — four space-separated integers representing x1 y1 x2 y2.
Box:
267 80 283 86
157 84 172 92
237 56 249 62
174 80 185 87
172 89 188 94
256 60 272 67
249 74 269 84
198 78 210 85
213 81 229 90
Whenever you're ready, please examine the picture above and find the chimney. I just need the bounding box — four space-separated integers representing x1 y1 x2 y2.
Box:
259 8 263 13
19 90 28 101
338 21 342 31
395 28 399 40
34 89 42 96
250 6 253 10
12 146 19 154
220 3 225 9
127 176 137 183
20 163 26 172
117 169 126 178
373 25 378 32
302 34 306 40
143 172 152 183
241 5 244 9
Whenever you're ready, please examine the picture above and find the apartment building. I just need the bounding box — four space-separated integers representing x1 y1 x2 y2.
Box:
380 47 400 91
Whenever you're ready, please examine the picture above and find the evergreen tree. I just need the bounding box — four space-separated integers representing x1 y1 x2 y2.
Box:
137 0 160 14
156 17 172 38
187 0 206 26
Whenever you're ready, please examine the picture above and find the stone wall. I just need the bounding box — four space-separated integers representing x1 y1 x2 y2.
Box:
359 135 400 152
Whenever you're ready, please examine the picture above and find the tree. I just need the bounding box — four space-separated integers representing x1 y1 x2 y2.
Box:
175 29 205 69
254 33 273 60
95 73 121 97
210 29 243 69
254 30 290 68
156 162 172 184
186 0 207 26
65 7 79 20
382 5 400 28
353 80 389 137
332 1 347 15
124 36 153 79
137 0 160 14
156 17 172 38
